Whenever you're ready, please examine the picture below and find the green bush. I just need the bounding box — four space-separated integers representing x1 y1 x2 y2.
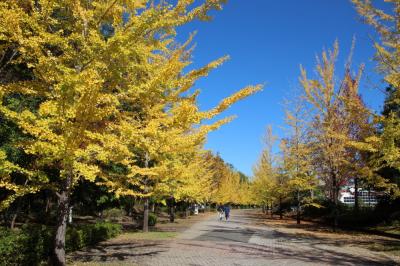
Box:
0 222 122 265
0 228 27 265
337 208 381 227
66 227 85 252
102 208 125 221
90 222 122 244
23 225 52 264
148 213 157 226
0 225 52 266
66 222 122 250
158 205 169 213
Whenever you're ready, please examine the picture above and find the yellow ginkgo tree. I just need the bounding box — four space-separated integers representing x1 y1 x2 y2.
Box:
251 126 281 215
0 1 260 264
110 37 260 231
352 0 400 193
281 94 317 224
299 41 383 229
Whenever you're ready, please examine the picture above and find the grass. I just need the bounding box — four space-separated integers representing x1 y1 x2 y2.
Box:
368 221 400 238
386 229 400 235
375 226 400 237
70 262 138 266
368 242 400 257
116 231 178 241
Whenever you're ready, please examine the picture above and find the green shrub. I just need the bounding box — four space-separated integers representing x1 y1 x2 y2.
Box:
66 227 85 252
158 205 169 213
0 225 52 266
90 222 122 244
0 228 27 265
148 213 157 226
67 222 122 249
0 222 122 265
337 208 381 227
23 225 52 264
102 208 125 221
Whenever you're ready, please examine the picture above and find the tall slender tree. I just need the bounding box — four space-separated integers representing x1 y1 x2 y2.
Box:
299 42 365 229
252 126 284 216
282 94 317 224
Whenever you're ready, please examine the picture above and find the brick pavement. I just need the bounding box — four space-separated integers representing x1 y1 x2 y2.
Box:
69 209 399 266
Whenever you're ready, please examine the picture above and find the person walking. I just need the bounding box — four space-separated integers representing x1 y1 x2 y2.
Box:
224 204 230 221
217 205 224 221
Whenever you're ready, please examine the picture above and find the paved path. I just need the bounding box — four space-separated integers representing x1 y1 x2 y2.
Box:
70 209 398 265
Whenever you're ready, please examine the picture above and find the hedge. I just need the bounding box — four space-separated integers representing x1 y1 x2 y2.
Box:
0 222 122 266
66 221 122 251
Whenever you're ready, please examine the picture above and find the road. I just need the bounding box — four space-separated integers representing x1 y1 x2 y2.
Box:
70 209 398 266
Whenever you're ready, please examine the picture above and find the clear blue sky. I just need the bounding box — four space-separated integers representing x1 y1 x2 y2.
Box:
176 0 389 177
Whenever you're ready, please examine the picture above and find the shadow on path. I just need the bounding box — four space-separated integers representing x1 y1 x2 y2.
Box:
69 242 168 263
68 210 399 265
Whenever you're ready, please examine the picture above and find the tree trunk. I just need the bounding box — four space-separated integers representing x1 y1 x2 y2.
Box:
151 202 155 213
185 205 190 218
270 202 273 218
296 190 301 224
169 197 175 223
279 197 283 219
10 179 29 229
10 198 22 230
68 206 73 224
170 205 175 222
354 177 359 212
127 197 133 217
333 194 338 231
52 176 72 266
45 195 51 214
142 152 150 232
142 197 149 232
10 212 18 230
332 172 338 232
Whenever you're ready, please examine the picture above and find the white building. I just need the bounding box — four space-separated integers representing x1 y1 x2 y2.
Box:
339 186 378 206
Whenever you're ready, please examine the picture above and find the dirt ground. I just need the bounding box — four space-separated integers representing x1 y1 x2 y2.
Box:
252 212 400 260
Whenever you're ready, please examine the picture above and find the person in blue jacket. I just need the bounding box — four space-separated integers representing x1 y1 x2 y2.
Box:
224 204 230 220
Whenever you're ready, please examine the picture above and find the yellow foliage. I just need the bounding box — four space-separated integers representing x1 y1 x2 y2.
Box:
352 0 400 194
0 0 260 210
